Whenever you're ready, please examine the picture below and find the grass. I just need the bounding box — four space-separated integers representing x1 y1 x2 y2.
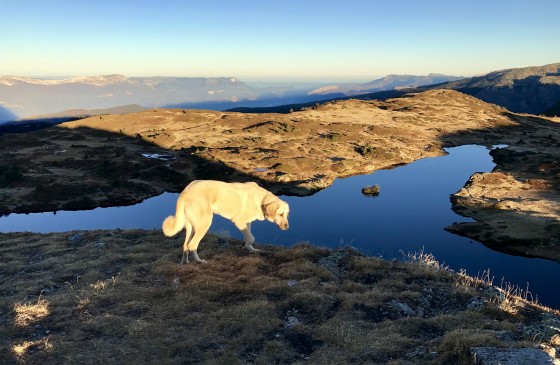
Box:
0 230 558 364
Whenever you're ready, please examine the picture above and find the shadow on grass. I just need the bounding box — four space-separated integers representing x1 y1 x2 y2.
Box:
0 122 316 215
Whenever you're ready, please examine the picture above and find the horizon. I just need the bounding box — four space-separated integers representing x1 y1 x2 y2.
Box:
0 72 466 85
2 1 560 80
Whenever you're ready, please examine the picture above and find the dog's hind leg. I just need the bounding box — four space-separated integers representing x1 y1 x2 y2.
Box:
181 221 194 264
186 214 212 264
234 221 260 253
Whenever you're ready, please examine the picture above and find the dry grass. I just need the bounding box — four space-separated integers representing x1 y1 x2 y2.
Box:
0 230 558 364
13 296 50 327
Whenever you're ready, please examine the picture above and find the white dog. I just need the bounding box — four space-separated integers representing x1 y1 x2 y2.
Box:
162 180 290 264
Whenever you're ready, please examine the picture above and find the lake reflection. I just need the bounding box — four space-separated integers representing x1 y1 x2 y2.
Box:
1 145 559 308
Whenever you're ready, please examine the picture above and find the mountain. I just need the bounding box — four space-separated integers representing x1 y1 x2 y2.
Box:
302 62 560 116
418 62 560 114
0 75 322 122
307 74 464 96
230 63 560 116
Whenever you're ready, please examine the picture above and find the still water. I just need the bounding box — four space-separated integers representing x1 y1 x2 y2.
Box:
1 145 559 308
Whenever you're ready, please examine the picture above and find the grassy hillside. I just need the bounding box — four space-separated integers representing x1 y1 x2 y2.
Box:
1 230 558 364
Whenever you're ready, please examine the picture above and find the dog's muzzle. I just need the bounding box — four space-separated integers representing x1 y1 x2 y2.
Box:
279 223 289 230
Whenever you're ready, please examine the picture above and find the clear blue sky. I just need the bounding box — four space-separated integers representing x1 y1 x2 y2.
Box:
2 0 559 81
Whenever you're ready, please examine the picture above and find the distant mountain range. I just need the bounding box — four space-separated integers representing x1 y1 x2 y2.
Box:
307 73 464 96
231 62 560 116
1 62 559 124
0 75 319 122
0 73 462 123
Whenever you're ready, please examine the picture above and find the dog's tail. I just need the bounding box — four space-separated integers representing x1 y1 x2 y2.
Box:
162 197 186 237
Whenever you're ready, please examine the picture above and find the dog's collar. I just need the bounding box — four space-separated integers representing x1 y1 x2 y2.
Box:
261 192 274 212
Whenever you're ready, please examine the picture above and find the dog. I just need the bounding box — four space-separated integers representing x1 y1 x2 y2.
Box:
162 180 290 264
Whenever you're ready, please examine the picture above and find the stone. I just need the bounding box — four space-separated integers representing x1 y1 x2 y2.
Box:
471 347 560 365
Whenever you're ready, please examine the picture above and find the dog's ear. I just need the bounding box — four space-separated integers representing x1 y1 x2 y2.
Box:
264 202 281 222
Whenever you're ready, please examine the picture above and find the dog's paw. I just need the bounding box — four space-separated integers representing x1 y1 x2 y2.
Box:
246 245 261 253
196 259 208 264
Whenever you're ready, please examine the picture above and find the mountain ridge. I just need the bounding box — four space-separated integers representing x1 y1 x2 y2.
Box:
233 62 560 116
307 73 463 96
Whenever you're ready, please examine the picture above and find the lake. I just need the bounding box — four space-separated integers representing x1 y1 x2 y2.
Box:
1 145 559 308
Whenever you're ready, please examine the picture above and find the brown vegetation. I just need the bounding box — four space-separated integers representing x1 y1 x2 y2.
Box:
1 230 558 364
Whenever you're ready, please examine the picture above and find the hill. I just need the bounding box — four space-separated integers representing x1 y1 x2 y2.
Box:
1 89 559 262
422 62 560 114
1 229 558 364
0 105 148 135
26 104 148 120
355 62 560 115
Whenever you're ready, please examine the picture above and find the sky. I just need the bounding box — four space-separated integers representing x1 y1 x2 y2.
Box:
1 0 560 82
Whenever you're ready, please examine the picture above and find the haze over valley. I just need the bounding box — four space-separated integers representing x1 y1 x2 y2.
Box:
0 73 464 122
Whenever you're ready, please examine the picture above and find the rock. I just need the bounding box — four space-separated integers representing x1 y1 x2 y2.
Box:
467 296 486 310
388 300 415 316
284 316 301 328
405 345 428 359
471 347 560 365
67 233 84 242
92 242 106 249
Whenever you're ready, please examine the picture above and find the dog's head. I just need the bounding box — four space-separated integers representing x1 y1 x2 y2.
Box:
262 194 290 230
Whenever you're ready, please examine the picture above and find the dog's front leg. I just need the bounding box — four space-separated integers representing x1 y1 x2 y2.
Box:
235 221 261 253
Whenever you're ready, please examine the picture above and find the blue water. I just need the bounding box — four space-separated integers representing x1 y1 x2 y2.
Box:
1 145 559 308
